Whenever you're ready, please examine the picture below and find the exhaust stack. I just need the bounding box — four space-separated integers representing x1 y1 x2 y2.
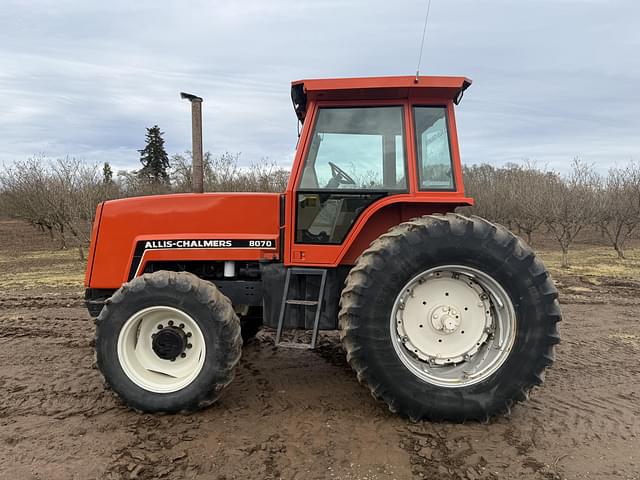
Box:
180 92 204 194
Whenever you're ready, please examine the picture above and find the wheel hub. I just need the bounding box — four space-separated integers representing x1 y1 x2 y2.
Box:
395 270 494 366
152 326 188 361
117 306 206 394
430 305 461 333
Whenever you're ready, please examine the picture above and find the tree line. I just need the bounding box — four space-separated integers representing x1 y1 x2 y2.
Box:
0 126 638 266
0 148 288 261
463 158 640 266
0 126 290 259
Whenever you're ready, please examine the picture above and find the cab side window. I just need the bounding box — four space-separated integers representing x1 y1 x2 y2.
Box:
414 106 455 190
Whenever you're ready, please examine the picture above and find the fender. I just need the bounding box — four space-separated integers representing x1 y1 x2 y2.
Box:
286 194 473 267
339 195 473 265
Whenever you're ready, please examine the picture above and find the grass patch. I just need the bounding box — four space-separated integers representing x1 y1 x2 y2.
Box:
538 246 640 281
0 249 84 289
0 249 80 264
0 267 84 289
609 333 640 348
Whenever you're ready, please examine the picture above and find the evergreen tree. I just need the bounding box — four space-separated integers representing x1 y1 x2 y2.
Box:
102 162 113 184
138 125 170 183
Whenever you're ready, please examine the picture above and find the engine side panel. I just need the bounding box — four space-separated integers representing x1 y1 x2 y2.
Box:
87 192 281 289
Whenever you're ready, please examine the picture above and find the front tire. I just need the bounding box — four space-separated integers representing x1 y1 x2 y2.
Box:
96 271 242 413
339 213 561 422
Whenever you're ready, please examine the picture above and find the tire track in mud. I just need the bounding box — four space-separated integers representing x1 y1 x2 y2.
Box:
0 316 89 341
0 293 84 310
400 420 566 480
0 307 115 420
403 432 489 480
532 317 640 442
102 415 201 480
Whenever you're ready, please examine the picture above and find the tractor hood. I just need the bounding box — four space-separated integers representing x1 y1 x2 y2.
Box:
85 192 282 289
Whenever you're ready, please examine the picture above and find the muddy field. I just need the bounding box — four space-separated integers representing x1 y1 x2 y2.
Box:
0 218 639 480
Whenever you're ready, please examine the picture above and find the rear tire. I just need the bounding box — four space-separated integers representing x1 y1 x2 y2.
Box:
96 271 242 413
339 213 561 422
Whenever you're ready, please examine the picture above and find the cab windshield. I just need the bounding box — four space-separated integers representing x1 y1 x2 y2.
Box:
299 106 407 191
295 106 407 244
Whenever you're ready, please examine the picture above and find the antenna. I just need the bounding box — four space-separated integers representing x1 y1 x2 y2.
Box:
415 0 433 83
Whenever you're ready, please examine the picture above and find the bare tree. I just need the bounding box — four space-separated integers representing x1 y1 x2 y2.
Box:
462 164 513 225
0 156 60 241
172 151 289 193
116 169 170 197
595 161 640 259
544 158 599 268
51 158 118 259
503 161 551 245
170 151 214 192
240 159 289 192
0 157 118 259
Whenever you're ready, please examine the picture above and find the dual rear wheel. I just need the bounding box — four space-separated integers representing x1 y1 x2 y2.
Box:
95 214 560 420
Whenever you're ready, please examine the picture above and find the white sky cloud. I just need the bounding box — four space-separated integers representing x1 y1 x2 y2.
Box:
0 0 637 173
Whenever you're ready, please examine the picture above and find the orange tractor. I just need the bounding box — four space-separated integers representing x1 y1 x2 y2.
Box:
85 76 561 421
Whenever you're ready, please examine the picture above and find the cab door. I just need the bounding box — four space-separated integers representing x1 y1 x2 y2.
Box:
286 101 411 266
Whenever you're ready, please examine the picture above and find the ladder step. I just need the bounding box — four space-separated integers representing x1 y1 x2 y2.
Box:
285 299 319 306
275 341 314 350
275 267 328 350
289 268 326 276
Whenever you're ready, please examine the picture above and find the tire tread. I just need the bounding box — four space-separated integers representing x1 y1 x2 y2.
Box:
96 271 241 413
339 213 561 422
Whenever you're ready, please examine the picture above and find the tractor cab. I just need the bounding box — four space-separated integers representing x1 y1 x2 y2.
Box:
285 76 473 266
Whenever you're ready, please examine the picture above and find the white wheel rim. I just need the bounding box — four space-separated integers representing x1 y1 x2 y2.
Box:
117 306 206 393
390 265 516 388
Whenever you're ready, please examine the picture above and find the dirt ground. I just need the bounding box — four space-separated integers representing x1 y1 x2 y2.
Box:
1 218 639 480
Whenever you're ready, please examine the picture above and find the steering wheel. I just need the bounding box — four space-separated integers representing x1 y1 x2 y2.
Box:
328 161 356 186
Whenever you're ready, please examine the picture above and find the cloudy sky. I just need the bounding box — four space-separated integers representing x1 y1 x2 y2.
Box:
0 0 637 173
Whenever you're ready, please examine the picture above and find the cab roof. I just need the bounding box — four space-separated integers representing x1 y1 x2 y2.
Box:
291 75 472 122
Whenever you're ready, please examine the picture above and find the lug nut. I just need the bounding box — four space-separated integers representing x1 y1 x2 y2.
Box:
168 320 174 326
180 352 186 358
179 323 185 329
187 343 192 349
157 324 163 330
186 332 192 338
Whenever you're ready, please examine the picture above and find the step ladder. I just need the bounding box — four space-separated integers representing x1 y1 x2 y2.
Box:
275 268 327 349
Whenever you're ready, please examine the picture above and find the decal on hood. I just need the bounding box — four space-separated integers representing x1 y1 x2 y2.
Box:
128 238 276 280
